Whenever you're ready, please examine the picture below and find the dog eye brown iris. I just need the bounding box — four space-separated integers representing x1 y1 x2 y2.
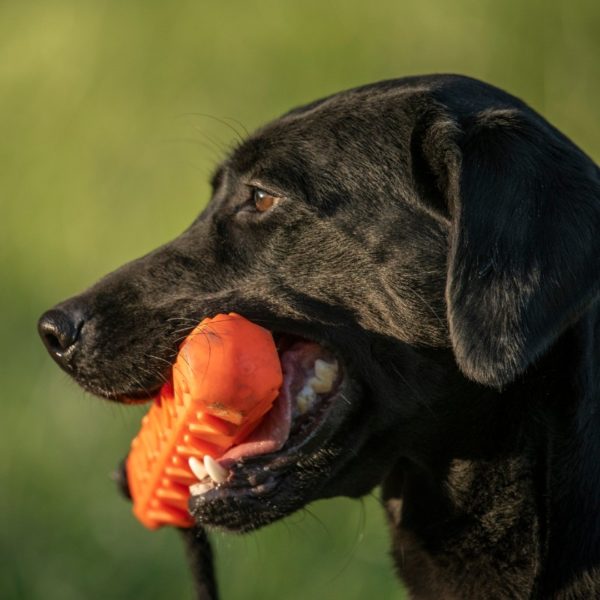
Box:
253 188 278 213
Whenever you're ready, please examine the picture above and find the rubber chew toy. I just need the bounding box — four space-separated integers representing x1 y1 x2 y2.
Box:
126 313 283 529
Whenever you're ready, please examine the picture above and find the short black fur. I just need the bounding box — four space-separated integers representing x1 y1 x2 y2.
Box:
39 74 600 599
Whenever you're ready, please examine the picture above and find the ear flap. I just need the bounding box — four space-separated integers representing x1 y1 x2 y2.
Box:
443 108 600 387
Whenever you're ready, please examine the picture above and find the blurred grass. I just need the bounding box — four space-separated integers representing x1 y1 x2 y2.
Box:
1 0 598 598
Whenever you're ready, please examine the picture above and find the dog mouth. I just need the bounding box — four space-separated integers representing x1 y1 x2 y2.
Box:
187 333 343 483
185 331 358 531
123 328 357 530
190 334 346 496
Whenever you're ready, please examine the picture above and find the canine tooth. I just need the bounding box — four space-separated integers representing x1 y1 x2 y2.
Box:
189 482 212 495
188 457 208 481
203 455 229 484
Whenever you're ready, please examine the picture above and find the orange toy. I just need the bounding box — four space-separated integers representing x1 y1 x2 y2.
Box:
126 313 283 529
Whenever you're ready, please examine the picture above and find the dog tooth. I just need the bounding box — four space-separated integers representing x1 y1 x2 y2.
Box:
314 359 338 383
296 384 317 413
308 359 338 394
297 395 309 414
189 482 212 496
308 375 332 394
188 457 208 481
203 455 229 484
299 383 316 399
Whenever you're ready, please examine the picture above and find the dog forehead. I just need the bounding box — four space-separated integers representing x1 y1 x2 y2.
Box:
227 88 422 192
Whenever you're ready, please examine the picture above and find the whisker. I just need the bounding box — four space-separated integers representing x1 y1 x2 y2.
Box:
222 115 249 139
408 287 446 331
176 112 247 144
145 353 175 368
171 325 199 335
165 316 203 323
388 362 436 419
193 127 233 155
125 370 153 397
338 392 352 408
159 137 222 163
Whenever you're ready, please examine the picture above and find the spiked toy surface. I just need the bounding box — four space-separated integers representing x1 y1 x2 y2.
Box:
126 313 283 529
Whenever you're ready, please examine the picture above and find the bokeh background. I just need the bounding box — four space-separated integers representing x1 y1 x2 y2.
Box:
1 1 599 598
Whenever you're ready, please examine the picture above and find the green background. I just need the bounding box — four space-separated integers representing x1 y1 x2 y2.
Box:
1 1 598 598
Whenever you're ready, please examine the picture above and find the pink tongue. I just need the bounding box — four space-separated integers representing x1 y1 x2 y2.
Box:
218 342 324 464
218 380 292 463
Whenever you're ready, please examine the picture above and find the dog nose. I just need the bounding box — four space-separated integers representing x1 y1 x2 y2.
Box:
38 308 84 366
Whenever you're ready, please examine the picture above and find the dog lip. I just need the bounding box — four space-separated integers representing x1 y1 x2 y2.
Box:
189 369 357 511
190 475 280 506
106 384 164 404
119 393 159 405
70 372 167 403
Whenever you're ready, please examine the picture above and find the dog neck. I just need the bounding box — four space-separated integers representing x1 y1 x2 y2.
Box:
540 307 600 597
382 307 600 600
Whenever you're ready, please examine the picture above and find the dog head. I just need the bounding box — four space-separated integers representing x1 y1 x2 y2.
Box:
39 75 600 531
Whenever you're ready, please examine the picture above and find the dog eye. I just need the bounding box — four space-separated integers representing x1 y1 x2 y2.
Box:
252 188 280 213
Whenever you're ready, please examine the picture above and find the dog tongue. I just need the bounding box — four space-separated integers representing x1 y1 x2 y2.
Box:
219 341 323 464
218 379 292 462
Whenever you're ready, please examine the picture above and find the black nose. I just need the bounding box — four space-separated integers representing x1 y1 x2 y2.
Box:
38 308 84 367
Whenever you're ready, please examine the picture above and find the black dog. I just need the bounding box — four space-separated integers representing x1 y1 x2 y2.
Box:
38 74 600 599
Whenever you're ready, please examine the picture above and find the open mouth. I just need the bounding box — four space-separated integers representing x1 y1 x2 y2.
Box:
120 323 357 532
186 333 347 498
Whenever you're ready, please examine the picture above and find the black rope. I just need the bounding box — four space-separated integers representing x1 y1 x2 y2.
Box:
179 526 219 600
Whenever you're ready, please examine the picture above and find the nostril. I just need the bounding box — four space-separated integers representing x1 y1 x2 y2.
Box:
38 309 84 358
44 331 63 352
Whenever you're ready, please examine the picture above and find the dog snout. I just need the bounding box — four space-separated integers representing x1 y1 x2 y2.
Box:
38 306 85 369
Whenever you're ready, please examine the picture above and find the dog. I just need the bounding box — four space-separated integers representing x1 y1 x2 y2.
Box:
38 74 600 599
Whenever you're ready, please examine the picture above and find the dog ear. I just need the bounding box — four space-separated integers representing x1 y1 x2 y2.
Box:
420 106 600 387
